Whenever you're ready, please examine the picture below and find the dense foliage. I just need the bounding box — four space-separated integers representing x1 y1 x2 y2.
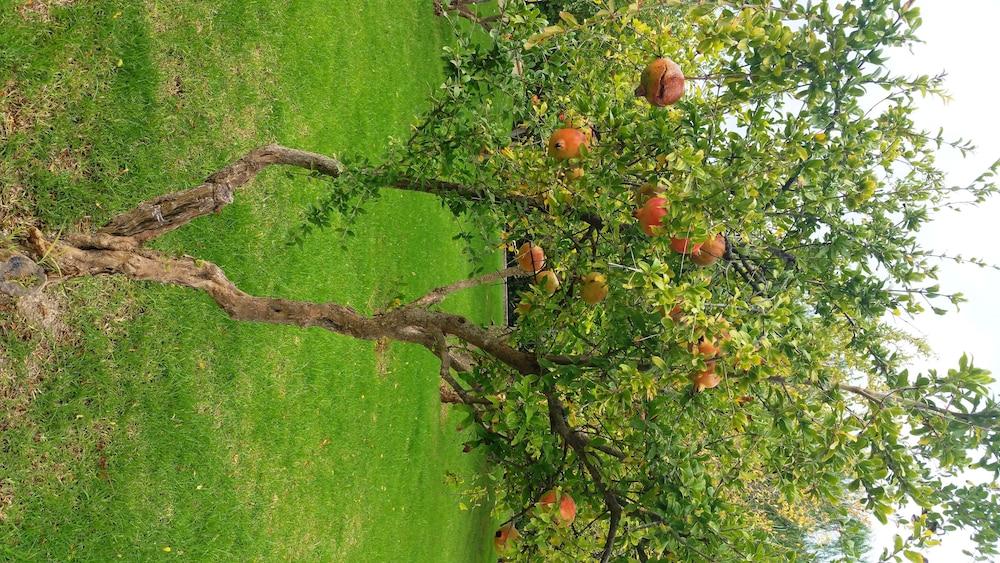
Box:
304 1 1000 560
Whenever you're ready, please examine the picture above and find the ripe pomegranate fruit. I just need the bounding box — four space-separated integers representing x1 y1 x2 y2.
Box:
539 490 577 525
692 365 722 392
635 58 685 106
548 128 589 160
670 237 702 255
636 197 669 236
516 243 545 273
691 234 726 266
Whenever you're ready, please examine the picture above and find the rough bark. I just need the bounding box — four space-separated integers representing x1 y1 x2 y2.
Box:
100 145 345 243
14 227 549 379
23 227 395 338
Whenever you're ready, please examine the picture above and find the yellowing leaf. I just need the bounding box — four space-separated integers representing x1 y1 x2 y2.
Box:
524 26 563 49
558 11 578 26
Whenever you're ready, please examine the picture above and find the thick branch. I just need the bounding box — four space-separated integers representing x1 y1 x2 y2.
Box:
588 441 627 460
23 228 406 342
19 227 556 381
101 144 344 243
98 139 603 255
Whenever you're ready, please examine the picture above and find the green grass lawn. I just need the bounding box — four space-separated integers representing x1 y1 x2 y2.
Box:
1 1 499 560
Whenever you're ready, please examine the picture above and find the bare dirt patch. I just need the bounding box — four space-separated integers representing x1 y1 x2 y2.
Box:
166 74 184 99
12 291 71 340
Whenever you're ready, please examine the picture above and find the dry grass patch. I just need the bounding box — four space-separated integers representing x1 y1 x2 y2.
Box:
0 479 13 522
46 145 92 181
0 80 33 141
0 183 33 234
16 0 77 22
0 290 70 432
373 337 392 377
1 81 40 231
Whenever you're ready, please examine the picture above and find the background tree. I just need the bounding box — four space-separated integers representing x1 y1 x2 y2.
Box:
4 0 999 561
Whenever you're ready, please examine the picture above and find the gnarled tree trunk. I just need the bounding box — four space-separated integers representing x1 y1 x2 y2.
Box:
2 145 538 405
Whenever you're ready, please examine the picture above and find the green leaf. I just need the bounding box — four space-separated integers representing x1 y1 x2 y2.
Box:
689 4 714 18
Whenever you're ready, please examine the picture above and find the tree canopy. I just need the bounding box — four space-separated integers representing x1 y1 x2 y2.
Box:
345 0 1000 560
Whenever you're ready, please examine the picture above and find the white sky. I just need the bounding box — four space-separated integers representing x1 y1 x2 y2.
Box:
866 1 1000 560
